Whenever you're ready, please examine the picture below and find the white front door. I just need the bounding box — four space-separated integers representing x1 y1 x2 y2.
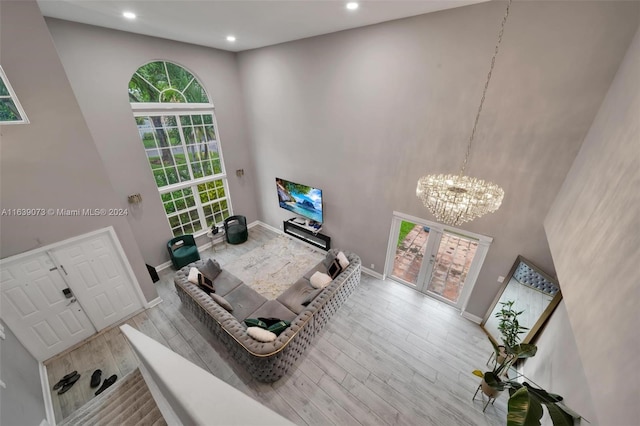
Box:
0 254 96 361
51 234 142 331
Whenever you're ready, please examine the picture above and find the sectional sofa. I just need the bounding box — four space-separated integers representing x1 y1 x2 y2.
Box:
174 249 361 382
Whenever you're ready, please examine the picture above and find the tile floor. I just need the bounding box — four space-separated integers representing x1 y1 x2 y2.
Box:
392 224 478 303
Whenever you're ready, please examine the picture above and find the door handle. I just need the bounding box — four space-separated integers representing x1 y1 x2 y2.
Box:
66 297 77 306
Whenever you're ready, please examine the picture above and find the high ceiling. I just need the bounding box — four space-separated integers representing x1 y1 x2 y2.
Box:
37 0 488 52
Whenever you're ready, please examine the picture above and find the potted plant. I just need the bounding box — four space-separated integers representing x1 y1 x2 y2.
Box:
473 300 579 425
473 361 578 426
494 300 529 363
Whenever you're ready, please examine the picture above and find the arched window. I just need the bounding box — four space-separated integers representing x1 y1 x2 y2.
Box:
129 61 232 237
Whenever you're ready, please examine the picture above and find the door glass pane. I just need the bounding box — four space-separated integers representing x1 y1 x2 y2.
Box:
426 231 478 303
391 221 430 286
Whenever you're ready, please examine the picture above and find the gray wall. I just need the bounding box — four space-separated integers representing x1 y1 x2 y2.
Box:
0 320 47 426
544 26 640 426
45 19 259 267
236 1 639 317
521 302 598 425
0 0 157 302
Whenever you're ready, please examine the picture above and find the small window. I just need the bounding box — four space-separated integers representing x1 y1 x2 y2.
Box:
0 66 28 124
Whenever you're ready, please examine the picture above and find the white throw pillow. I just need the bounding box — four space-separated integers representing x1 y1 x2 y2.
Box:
310 271 332 289
336 251 350 269
247 327 277 342
188 267 200 285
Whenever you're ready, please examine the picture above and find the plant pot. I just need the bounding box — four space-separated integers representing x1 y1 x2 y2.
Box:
480 379 501 398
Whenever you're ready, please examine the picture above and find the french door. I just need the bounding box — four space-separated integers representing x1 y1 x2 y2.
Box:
385 212 492 310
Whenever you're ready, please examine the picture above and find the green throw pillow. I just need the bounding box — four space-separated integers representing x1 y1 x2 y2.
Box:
267 321 291 336
244 318 267 329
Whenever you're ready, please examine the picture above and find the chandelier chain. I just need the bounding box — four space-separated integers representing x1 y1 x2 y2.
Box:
460 0 512 175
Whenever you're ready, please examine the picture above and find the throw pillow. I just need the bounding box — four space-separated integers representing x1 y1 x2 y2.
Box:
247 327 277 343
187 267 200 285
200 258 222 281
244 318 268 329
211 294 233 312
301 288 323 306
310 271 332 289
322 252 337 270
336 251 350 269
197 273 215 293
327 259 342 279
267 321 291 336
257 317 282 328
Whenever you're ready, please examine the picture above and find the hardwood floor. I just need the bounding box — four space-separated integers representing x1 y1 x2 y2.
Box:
45 225 507 425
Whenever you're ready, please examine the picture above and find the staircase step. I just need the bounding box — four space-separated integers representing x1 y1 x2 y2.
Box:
136 405 166 426
64 372 147 425
59 369 165 426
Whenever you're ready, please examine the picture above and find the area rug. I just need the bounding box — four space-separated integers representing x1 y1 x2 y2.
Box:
224 235 324 299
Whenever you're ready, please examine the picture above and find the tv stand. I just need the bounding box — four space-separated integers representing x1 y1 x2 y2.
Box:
283 219 331 251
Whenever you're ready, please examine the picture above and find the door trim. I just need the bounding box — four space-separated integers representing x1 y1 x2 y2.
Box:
0 226 148 310
385 211 493 313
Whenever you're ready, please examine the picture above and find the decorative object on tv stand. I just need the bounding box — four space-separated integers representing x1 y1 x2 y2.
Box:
416 0 511 226
276 177 323 224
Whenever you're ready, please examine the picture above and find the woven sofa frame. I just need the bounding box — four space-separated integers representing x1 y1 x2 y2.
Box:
174 249 361 382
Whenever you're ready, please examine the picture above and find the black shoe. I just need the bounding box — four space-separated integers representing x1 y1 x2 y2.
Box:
52 371 78 390
90 369 102 388
57 373 81 395
94 374 117 396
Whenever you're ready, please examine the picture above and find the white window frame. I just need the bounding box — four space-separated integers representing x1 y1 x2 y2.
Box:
0 65 29 125
132 104 233 237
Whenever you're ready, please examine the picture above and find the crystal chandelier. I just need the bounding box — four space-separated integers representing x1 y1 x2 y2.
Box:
416 0 512 227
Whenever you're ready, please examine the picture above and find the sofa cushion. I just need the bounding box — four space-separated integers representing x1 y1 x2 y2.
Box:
223 284 267 321
188 267 200 285
336 251 350 269
211 293 233 312
244 318 268 329
199 258 222 281
327 259 342 279
277 277 321 314
247 327 277 342
303 263 328 280
213 270 243 296
267 321 291 336
322 252 337 269
249 300 297 322
310 271 332 289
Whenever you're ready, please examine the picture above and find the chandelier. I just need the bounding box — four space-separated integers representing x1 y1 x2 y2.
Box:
416 0 511 226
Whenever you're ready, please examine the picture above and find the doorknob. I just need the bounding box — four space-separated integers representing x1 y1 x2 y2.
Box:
66 297 77 306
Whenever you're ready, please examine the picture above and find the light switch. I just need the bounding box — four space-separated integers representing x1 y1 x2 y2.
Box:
497 276 505 283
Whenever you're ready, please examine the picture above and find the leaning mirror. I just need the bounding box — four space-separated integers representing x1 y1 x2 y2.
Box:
482 255 562 345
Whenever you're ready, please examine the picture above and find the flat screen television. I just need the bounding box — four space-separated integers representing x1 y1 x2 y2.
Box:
276 177 323 223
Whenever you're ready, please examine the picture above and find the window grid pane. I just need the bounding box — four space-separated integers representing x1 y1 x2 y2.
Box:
131 63 230 237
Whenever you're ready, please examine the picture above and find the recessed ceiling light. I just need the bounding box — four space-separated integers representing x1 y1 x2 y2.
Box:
226 35 236 42
122 11 136 20
346 2 359 11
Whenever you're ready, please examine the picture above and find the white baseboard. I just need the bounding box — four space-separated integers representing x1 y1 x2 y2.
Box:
251 220 281 234
361 266 384 280
155 259 173 272
145 297 163 309
461 311 483 324
39 363 56 426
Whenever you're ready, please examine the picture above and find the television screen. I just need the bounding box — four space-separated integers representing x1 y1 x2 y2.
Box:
276 178 323 223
